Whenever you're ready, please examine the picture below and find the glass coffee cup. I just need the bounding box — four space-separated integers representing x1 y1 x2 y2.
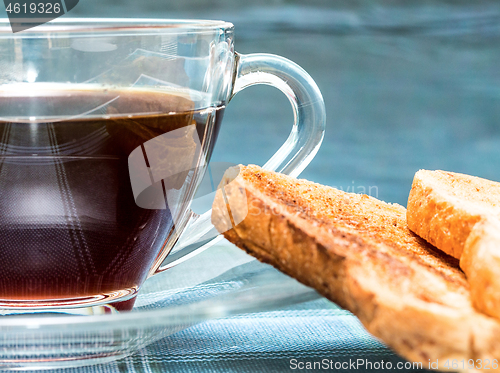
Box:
0 18 325 313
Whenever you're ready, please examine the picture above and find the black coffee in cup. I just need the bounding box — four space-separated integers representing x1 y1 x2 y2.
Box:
0 85 223 308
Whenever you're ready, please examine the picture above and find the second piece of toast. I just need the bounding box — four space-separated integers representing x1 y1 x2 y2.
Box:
407 169 500 319
211 165 500 371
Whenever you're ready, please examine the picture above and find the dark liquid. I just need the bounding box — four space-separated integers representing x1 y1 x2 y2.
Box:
0 86 224 305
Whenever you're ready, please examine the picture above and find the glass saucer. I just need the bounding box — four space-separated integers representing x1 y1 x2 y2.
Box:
0 243 319 370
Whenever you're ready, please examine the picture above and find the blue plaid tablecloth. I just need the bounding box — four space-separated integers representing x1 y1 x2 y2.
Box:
37 296 428 373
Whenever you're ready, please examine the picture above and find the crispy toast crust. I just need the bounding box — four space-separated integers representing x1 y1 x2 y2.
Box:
407 170 497 259
407 169 500 320
212 165 500 371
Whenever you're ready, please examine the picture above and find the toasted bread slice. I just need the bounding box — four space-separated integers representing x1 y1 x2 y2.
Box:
407 169 500 319
211 165 500 371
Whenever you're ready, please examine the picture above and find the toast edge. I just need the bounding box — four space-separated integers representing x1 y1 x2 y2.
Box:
462 219 500 320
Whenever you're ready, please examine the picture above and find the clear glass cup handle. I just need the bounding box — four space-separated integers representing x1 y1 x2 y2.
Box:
149 52 326 275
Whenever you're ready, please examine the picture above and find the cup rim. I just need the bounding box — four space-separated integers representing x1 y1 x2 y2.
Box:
0 18 235 35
